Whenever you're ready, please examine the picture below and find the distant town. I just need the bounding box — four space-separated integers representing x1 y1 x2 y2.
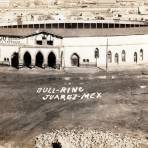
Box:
1 0 148 25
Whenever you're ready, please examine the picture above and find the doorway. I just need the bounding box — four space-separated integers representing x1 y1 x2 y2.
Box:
24 52 31 67
48 52 56 68
71 53 80 67
11 52 19 68
35 52 44 67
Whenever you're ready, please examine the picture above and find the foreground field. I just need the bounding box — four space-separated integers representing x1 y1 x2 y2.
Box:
0 68 148 147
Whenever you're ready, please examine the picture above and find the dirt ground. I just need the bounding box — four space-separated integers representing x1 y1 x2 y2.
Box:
0 67 148 147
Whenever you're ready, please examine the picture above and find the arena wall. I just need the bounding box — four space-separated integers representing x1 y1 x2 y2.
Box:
0 33 148 70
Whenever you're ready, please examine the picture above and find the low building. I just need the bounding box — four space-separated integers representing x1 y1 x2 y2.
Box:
0 20 148 71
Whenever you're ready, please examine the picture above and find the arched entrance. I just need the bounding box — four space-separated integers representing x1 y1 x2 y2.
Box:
11 52 19 68
24 52 31 67
48 52 56 68
71 53 80 67
35 52 44 67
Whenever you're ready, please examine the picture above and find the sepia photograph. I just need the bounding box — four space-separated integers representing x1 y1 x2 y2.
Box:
0 0 148 147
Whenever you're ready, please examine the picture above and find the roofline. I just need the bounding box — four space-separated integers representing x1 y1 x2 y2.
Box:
0 31 63 39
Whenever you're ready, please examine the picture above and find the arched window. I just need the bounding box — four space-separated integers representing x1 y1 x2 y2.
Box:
108 51 112 63
140 49 143 61
122 50 126 62
47 35 54 45
36 34 42 45
115 53 119 64
95 48 99 58
134 52 137 63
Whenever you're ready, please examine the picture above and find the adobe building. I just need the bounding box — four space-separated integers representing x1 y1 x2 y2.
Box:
0 20 148 71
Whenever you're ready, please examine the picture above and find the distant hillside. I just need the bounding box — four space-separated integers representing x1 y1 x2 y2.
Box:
8 0 147 6
6 0 148 8
9 0 48 7
57 0 116 4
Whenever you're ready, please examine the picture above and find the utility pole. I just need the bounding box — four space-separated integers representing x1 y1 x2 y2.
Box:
106 37 108 73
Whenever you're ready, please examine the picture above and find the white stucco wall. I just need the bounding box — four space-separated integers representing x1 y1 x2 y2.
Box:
20 34 62 47
0 45 19 64
63 37 107 67
107 35 148 65
1 33 148 69
62 34 148 68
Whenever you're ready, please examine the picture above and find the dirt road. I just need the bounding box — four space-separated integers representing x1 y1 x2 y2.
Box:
0 69 148 147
